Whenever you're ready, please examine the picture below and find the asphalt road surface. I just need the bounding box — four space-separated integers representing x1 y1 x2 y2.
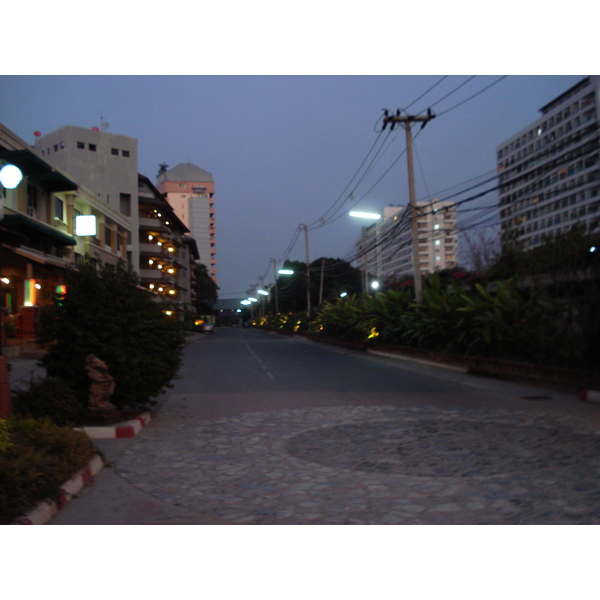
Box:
50 327 600 525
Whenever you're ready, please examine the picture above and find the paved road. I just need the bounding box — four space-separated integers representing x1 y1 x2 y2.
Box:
51 328 600 524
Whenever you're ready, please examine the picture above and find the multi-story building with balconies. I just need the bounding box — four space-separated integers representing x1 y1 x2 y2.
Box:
156 162 216 283
0 122 132 355
138 175 199 318
496 76 600 250
355 199 457 285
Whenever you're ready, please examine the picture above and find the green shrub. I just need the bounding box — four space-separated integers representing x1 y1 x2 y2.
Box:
12 377 86 426
0 417 96 524
39 259 187 411
0 419 12 454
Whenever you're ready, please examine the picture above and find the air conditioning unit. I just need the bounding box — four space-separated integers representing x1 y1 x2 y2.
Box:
27 206 37 218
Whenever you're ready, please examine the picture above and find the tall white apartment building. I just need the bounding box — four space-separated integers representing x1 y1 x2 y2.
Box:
34 125 140 271
356 199 457 283
497 76 600 250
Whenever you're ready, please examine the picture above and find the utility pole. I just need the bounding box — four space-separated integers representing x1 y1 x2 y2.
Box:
302 224 311 318
319 257 325 305
382 109 435 302
271 258 279 315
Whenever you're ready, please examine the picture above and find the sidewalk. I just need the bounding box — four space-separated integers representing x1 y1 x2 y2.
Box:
7 357 46 391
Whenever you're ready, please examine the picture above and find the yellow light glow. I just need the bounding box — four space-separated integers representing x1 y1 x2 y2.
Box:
149 284 155 289
168 290 176 295
148 235 154 241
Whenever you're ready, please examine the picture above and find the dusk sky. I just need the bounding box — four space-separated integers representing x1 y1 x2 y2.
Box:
0 75 585 297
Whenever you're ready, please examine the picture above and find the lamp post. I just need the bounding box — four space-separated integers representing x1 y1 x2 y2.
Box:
271 258 294 315
349 211 381 296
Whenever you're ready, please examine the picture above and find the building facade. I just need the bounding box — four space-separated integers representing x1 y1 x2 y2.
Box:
138 174 199 317
356 200 457 284
0 123 132 355
34 125 140 271
496 76 600 250
156 162 216 283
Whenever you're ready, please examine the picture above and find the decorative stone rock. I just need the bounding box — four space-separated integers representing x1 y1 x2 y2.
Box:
85 354 116 411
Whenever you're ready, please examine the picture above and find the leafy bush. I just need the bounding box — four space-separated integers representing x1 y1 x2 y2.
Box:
0 417 96 524
12 377 86 426
0 419 12 454
39 260 187 411
312 274 580 367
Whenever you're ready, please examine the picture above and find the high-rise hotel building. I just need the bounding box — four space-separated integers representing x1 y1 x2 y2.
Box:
156 162 216 283
496 76 600 250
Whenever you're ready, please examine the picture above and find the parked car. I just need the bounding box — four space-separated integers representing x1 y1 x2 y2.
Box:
202 322 215 334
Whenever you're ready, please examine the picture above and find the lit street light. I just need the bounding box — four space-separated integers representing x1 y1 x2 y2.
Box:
349 211 381 220
350 210 381 296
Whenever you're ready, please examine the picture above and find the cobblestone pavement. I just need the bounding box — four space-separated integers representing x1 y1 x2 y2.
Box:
115 403 600 525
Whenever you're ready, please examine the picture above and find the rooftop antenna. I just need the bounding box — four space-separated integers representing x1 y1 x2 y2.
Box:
100 114 109 131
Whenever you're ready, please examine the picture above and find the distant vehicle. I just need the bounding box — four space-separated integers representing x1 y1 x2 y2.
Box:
202 322 215 334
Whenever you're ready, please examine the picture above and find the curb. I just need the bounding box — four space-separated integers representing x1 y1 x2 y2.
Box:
78 411 153 439
11 453 104 525
580 389 600 403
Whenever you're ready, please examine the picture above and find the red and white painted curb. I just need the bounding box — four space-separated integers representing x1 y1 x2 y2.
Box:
11 412 153 524
580 389 600 404
11 454 104 525
79 411 153 439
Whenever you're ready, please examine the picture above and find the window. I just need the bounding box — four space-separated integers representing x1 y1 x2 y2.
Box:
54 197 64 221
119 193 131 217
89 144 97 152
122 150 130 157
104 226 112 247
27 184 38 212
77 141 85 149
111 148 119 156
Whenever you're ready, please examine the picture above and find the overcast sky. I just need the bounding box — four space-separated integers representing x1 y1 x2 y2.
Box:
0 74 585 296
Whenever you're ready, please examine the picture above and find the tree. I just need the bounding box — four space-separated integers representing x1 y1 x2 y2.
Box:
272 258 362 314
192 261 219 315
39 260 187 411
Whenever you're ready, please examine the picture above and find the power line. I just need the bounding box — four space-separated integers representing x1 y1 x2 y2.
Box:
435 76 509 117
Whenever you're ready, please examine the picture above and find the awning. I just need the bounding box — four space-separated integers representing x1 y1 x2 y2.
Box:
0 148 78 193
2 213 77 246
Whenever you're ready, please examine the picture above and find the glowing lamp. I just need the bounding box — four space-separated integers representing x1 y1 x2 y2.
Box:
75 215 97 236
0 164 23 189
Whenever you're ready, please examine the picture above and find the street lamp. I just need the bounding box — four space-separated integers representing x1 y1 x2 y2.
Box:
349 211 381 220
272 259 295 315
350 210 381 296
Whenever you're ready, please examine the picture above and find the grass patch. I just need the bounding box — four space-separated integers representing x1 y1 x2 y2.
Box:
0 417 97 524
